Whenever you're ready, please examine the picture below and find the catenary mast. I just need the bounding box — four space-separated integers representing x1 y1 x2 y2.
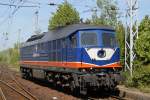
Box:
125 0 138 76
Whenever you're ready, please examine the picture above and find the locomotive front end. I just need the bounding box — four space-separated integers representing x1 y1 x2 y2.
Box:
77 29 122 92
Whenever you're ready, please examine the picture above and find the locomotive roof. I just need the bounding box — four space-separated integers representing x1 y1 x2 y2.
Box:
22 24 114 47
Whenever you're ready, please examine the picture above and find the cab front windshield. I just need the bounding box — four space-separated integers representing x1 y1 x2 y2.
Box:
80 31 98 47
80 31 117 47
102 33 117 47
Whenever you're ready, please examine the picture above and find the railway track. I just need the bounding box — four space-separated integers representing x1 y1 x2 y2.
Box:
0 87 6 100
0 65 129 100
0 65 38 100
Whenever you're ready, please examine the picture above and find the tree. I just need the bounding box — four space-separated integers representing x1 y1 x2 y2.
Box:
48 1 80 30
116 21 125 65
135 31 150 64
135 15 150 64
91 13 104 25
138 15 150 36
96 0 118 26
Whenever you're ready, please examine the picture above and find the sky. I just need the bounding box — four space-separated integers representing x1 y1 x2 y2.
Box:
0 0 150 51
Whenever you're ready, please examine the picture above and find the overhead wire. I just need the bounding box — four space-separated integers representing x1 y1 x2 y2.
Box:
0 0 31 27
0 0 23 47
0 0 17 27
11 0 28 15
25 0 40 5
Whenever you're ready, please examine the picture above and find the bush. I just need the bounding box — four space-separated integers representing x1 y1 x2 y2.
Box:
123 65 150 92
135 31 150 64
0 44 19 66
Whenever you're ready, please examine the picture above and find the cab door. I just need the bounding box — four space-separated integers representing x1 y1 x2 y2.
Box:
62 38 67 65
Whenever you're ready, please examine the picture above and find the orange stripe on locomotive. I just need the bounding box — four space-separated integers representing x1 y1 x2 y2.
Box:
20 61 121 69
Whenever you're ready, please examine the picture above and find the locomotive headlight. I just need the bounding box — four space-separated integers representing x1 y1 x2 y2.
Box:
97 49 106 58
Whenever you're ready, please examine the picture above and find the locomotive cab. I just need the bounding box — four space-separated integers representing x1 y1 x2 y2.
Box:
70 29 121 70
67 29 122 94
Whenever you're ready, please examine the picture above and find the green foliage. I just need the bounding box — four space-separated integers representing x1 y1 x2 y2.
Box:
135 31 150 64
122 15 150 92
118 15 150 93
0 51 7 63
0 43 19 66
96 0 118 26
91 13 105 25
138 15 150 36
48 1 80 30
116 21 125 65
134 15 150 65
123 65 150 92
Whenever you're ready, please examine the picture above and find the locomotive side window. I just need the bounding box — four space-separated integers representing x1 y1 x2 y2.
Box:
53 40 56 50
69 34 77 48
80 32 98 46
57 39 61 49
102 33 117 47
62 39 66 48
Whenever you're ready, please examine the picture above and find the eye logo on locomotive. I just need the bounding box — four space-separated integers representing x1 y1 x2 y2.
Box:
85 48 115 60
97 49 106 58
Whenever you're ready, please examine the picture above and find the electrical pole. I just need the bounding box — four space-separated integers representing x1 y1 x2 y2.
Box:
18 29 21 50
125 0 138 77
34 10 39 34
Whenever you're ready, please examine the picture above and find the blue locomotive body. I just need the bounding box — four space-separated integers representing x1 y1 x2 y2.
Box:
20 24 122 95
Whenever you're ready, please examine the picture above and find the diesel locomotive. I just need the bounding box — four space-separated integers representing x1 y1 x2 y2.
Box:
20 24 122 95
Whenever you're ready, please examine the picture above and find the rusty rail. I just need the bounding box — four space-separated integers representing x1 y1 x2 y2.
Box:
0 80 32 100
10 73 38 100
0 65 38 100
0 87 6 100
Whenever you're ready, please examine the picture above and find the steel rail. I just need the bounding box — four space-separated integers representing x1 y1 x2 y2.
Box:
0 65 38 100
0 80 31 100
10 73 38 100
0 87 6 100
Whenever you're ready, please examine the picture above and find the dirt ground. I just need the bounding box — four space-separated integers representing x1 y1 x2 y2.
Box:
0 65 79 100
16 76 79 100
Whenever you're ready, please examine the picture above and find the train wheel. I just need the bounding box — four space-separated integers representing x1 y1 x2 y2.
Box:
70 81 80 95
21 68 32 80
79 80 87 95
22 72 28 79
46 73 53 84
20 67 27 79
70 81 75 92
21 72 26 79
28 70 32 80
